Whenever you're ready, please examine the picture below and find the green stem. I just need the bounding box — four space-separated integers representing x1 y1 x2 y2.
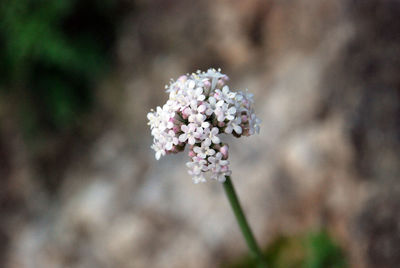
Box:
223 176 267 268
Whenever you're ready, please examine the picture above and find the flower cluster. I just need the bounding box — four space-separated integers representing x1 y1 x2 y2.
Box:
147 68 261 183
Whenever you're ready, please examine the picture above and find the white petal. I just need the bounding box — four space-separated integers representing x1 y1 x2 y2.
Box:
188 80 195 89
202 122 210 129
209 97 216 105
216 100 225 107
179 134 187 142
198 104 206 113
228 106 236 114
165 142 173 150
212 136 220 144
234 125 242 134
196 113 205 122
203 139 211 147
188 124 196 131
188 137 196 145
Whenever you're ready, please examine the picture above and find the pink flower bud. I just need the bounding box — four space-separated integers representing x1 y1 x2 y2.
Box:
173 125 180 133
188 150 196 157
241 115 248 122
218 121 225 127
178 75 187 82
193 156 203 162
182 108 190 119
220 144 229 159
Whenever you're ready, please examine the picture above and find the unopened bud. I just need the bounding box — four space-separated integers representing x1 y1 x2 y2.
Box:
220 144 229 159
217 79 225 88
203 80 211 89
173 125 180 133
182 108 190 119
188 150 196 157
178 75 187 82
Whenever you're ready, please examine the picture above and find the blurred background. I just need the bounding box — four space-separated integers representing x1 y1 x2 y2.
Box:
0 0 399 267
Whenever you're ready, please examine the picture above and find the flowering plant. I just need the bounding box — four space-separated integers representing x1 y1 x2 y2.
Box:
147 68 261 183
147 69 266 267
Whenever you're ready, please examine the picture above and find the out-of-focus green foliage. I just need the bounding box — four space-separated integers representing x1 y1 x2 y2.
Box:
0 0 119 132
224 230 347 268
304 231 347 268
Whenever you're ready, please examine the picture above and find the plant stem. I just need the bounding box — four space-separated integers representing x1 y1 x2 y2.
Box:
223 176 267 268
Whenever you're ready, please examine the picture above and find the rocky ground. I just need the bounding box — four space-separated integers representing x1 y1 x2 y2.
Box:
1 0 400 267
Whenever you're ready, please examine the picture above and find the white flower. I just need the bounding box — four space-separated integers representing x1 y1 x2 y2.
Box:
193 142 216 158
205 96 224 116
187 86 206 102
162 130 179 150
225 117 242 135
248 113 261 135
214 103 228 122
186 158 207 176
214 103 235 122
179 123 202 145
147 107 163 129
188 113 210 128
151 142 165 160
186 157 208 183
201 68 225 90
167 93 189 111
225 106 237 121
148 106 175 132
187 102 210 128
186 79 196 90
208 152 231 182
214 85 236 103
202 127 220 147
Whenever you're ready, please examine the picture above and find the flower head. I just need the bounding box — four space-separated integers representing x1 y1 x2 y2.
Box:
148 68 261 183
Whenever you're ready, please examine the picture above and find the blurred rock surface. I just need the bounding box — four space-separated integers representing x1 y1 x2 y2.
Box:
2 0 400 267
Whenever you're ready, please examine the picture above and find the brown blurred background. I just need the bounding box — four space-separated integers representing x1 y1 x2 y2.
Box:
1 0 399 267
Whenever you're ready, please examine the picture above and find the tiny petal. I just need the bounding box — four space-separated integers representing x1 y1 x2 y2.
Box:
188 137 196 145
212 136 221 144
234 125 242 134
179 134 187 142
